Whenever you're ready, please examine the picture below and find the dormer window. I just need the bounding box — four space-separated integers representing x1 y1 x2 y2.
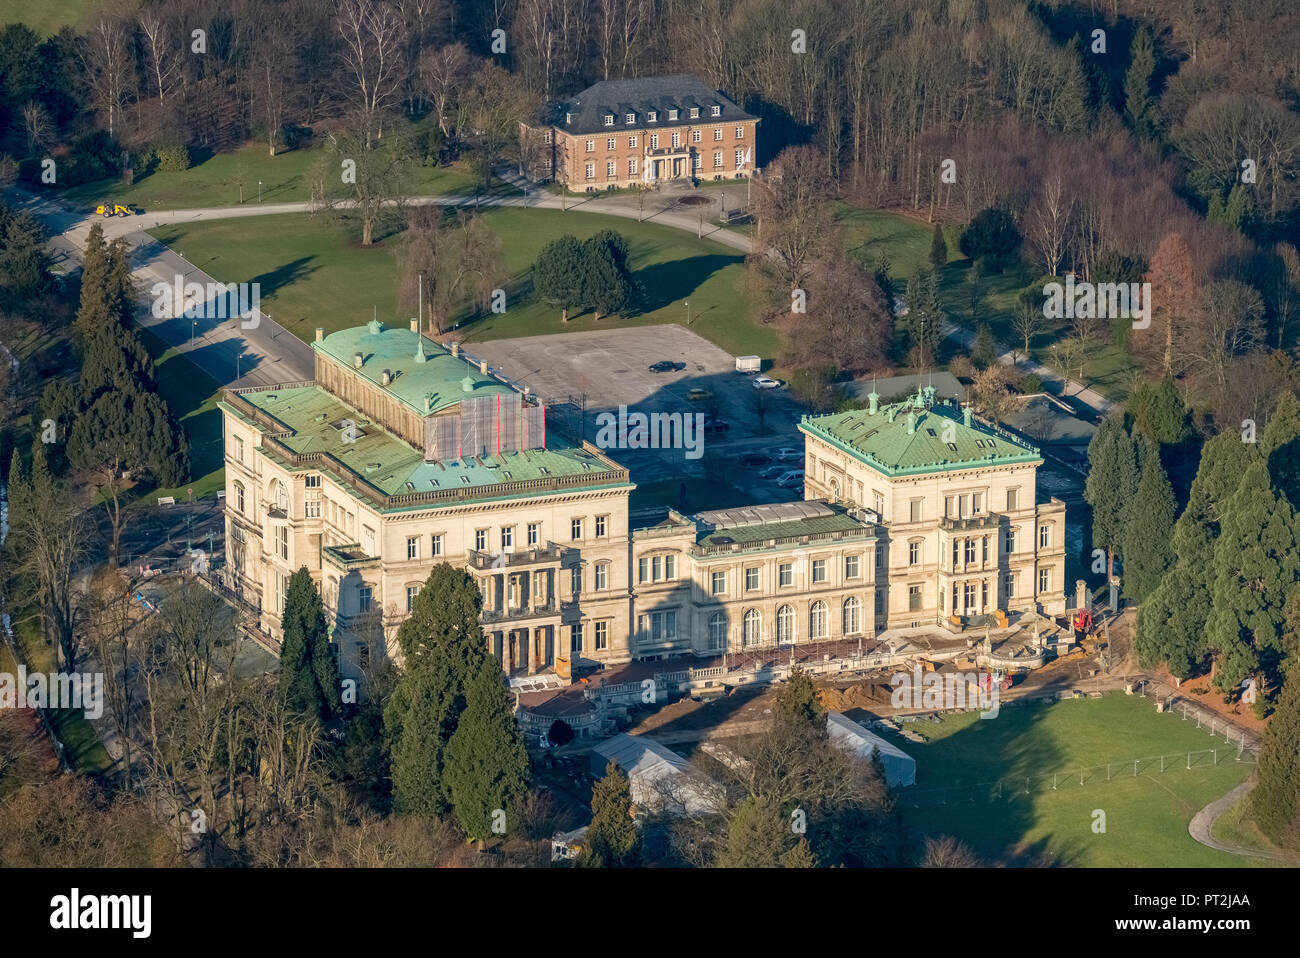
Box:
625 112 635 124
648 111 657 122
689 107 699 119
711 105 721 117
668 109 679 121
603 114 614 126
565 112 572 125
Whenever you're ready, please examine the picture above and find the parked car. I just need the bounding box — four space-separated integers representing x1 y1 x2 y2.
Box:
759 465 785 480
775 448 801 461
742 453 771 467
686 387 713 401
775 469 805 488
752 375 784 389
649 360 676 373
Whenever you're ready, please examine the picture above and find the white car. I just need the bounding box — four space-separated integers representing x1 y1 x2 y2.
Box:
752 376 784 389
775 470 805 488
776 448 801 461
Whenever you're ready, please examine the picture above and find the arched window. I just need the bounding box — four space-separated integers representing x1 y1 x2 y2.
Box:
776 604 795 643
268 479 288 512
809 600 828 639
743 609 762 647
843 597 862 636
708 611 726 650
233 480 245 514
829 479 840 503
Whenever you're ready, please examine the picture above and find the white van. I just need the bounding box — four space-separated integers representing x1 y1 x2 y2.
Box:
775 470 805 488
735 355 761 374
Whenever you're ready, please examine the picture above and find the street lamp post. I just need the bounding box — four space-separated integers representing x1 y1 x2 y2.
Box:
258 180 263 204
685 300 690 325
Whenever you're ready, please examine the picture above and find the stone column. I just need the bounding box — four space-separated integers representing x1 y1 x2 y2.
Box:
528 628 538 674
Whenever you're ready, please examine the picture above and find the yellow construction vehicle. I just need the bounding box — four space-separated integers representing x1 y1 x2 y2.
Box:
95 203 133 217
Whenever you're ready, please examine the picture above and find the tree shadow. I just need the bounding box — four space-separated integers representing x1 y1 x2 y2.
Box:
631 253 743 315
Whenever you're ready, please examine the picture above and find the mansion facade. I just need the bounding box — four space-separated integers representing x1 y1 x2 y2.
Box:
520 75 759 190
219 324 1066 681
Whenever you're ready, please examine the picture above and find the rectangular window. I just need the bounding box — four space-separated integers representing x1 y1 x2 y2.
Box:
691 129 701 143
1039 568 1050 593
501 526 513 550
626 113 635 124
475 529 488 551
982 536 989 563
358 585 372 614
909 585 922 612
305 474 321 488
595 621 609 650
953 539 960 569
711 570 726 595
965 539 977 564
628 158 637 176
746 567 759 591
873 491 886 515
628 135 637 148
876 546 885 569
734 149 743 168
964 583 976 611
606 160 616 178
665 554 676 580
305 500 320 518
1007 487 1020 511
571 565 582 596
407 536 419 560
650 133 659 149
959 494 969 518
714 128 722 141
713 151 723 169
945 495 955 517
584 163 594 181
585 139 594 152
595 515 607 538
689 107 699 118
571 518 583 540
406 586 419 612
594 563 608 590
1039 525 1051 549
671 131 681 148
431 534 443 557
909 542 920 566
1004 528 1016 554
638 610 677 642
779 563 793 587
233 435 244 462
277 525 288 561
811 559 826 583
668 109 678 121
648 111 657 122
845 555 860 579
1005 572 1016 598
638 557 648 583
603 115 613 126
527 523 539 547
711 105 721 117
606 137 616 150
973 492 983 514
651 555 662 582
571 623 584 652
735 126 744 139
909 500 923 523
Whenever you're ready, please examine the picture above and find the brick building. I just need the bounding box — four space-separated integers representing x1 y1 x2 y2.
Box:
520 75 759 190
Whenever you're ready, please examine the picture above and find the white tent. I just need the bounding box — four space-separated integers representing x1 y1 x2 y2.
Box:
826 712 917 787
590 734 717 816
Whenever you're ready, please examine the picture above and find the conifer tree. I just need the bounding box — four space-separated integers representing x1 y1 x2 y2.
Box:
1206 462 1300 691
1251 673 1300 850
1084 417 1138 578
533 235 585 321
277 568 341 720
1124 28 1156 137
928 222 947 271
1262 390 1300 509
581 760 639 867
1121 433 1176 602
443 655 530 843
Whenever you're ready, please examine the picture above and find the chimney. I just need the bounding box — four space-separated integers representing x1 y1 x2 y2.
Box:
353 352 364 369
479 360 488 375
409 318 419 333
381 369 392 386
451 342 460 358
868 390 879 415
315 327 324 342
963 405 973 428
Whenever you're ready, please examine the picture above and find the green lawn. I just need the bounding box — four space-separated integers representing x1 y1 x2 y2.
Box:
0 0 93 35
57 141 489 213
835 205 1141 401
146 207 776 358
1212 792 1285 856
135 328 225 505
881 693 1263 867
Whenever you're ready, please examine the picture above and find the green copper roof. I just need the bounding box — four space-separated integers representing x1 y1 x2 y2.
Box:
799 389 1041 477
312 322 514 417
221 384 628 508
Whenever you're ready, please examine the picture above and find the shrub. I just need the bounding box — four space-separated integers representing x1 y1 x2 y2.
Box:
1021 373 1044 394
547 720 574 747
154 144 191 172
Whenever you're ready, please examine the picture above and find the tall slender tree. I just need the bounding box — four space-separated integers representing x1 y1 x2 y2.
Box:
278 568 341 720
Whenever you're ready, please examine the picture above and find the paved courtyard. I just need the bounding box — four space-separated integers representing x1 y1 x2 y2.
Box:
464 326 807 503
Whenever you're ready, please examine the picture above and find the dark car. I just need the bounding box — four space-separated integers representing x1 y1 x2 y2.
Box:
648 360 676 373
742 453 771 467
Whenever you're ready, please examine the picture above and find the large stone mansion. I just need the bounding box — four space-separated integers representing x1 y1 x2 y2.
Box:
519 75 759 190
218 322 1066 680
